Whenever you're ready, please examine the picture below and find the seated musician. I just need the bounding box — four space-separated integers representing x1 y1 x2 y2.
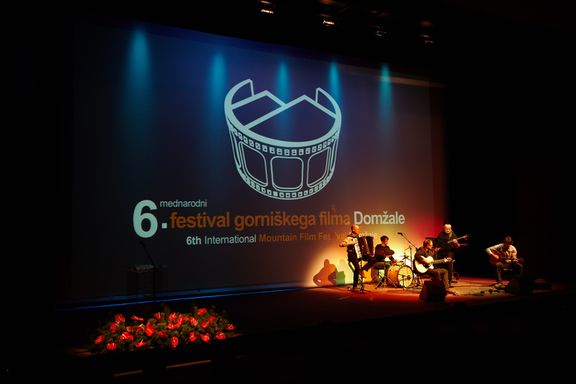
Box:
370 235 395 284
414 239 456 295
486 236 524 289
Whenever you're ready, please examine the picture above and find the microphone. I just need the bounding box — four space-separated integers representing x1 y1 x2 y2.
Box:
397 232 403 235
139 240 157 269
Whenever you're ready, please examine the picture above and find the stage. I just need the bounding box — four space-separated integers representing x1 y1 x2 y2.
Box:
47 275 575 382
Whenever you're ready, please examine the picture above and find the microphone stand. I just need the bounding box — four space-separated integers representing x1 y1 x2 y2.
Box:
139 241 158 300
398 232 418 252
397 233 418 288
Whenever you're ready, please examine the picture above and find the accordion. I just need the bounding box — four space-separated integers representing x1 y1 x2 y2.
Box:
355 236 375 260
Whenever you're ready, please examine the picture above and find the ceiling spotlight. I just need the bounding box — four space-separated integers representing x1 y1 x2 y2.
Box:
258 0 275 15
374 26 388 38
419 20 435 45
320 14 335 27
420 20 433 28
420 33 434 44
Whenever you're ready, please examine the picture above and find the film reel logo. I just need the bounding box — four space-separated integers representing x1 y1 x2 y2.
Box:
225 79 342 200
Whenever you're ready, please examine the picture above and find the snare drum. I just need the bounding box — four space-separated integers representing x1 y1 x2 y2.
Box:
402 255 414 268
392 254 413 267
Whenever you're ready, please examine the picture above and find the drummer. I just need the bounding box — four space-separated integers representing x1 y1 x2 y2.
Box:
370 235 396 284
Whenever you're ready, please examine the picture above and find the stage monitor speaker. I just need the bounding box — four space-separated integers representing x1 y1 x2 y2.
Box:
532 278 551 290
419 280 446 302
504 276 533 295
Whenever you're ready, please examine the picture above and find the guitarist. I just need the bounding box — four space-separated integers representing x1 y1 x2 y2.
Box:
435 223 462 285
414 239 456 295
486 236 523 289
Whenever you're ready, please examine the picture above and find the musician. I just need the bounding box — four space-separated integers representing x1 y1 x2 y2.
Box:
486 236 524 289
370 235 395 284
434 223 460 285
339 224 370 291
414 239 456 295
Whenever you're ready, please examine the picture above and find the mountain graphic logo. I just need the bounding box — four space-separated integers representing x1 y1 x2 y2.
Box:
224 79 342 200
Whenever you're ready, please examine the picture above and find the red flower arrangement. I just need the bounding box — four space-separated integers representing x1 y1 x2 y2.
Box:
90 305 237 353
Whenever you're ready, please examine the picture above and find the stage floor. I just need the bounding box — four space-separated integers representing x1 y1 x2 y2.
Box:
203 276 562 332
50 276 574 382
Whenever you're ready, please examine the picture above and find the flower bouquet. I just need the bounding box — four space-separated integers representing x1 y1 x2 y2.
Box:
90 305 237 353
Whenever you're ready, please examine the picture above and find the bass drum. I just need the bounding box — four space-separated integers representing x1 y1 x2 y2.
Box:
387 264 414 288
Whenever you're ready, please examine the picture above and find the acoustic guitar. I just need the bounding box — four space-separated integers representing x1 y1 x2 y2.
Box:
414 256 453 274
436 234 469 251
488 249 519 266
